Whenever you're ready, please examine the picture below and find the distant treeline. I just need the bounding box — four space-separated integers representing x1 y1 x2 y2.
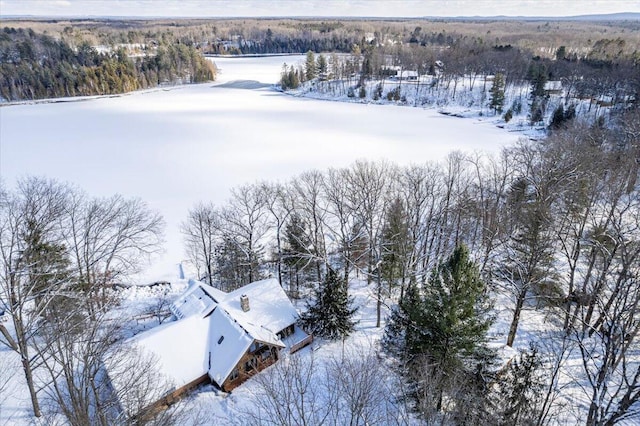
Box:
0 27 216 101
208 32 357 55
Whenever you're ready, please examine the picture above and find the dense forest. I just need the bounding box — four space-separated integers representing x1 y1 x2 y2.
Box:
1 17 638 103
0 26 216 100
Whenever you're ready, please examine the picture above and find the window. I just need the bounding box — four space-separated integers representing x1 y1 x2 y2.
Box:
229 368 239 381
279 324 294 338
218 335 224 344
245 357 257 372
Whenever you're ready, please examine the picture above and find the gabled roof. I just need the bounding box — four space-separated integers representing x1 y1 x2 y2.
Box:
118 278 299 394
170 279 225 319
220 279 299 336
206 306 254 385
115 314 210 395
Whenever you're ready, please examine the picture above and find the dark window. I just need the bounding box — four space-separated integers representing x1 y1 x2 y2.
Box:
245 357 257 372
229 368 239 381
218 335 224 344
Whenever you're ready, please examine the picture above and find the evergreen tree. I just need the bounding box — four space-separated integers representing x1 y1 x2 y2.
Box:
283 213 311 296
549 104 566 129
528 64 548 99
422 245 493 373
316 53 328 76
380 197 409 296
300 267 358 340
383 245 494 414
489 72 506 114
305 50 316 81
494 343 545 425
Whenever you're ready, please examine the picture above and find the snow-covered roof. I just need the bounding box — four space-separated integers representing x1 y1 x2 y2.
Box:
118 278 299 393
544 80 563 91
220 279 298 335
169 279 225 319
131 315 210 388
206 306 253 385
399 70 418 78
105 314 210 400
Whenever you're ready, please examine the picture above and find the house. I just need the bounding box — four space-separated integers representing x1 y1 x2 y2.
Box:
544 80 563 95
382 66 419 81
397 70 419 81
105 278 312 416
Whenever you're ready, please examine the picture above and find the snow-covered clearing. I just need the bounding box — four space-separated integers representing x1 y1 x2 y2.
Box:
1 55 520 284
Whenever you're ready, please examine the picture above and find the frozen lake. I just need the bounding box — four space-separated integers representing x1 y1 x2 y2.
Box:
0 55 520 282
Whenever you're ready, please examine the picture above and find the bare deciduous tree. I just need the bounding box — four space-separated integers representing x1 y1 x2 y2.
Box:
66 193 164 311
0 177 71 417
181 202 218 284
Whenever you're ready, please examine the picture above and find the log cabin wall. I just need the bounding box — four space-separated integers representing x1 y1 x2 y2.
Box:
222 340 281 391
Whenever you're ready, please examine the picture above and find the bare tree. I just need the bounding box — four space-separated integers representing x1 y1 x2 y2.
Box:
0 177 71 417
220 184 269 286
35 292 188 426
181 202 218 284
65 193 164 311
261 182 292 285
290 170 328 284
345 160 392 327
322 167 358 284
241 347 412 426
241 353 336 426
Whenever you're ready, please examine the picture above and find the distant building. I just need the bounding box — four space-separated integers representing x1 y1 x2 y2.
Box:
382 66 419 81
544 80 563 95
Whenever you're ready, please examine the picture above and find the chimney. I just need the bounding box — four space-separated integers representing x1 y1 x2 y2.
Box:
240 294 250 312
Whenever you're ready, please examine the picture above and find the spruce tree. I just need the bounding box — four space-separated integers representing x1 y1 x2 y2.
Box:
300 267 357 340
316 53 328 76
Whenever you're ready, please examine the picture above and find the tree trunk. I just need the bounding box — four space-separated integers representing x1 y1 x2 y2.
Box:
507 288 526 347
16 331 41 418
376 270 382 328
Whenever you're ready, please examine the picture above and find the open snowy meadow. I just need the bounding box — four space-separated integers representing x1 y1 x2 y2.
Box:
0 55 520 283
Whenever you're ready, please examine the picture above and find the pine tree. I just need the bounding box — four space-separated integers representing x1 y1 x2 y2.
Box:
316 53 327 76
383 245 494 414
305 50 316 81
380 197 409 297
422 245 493 372
489 72 506 114
300 267 358 340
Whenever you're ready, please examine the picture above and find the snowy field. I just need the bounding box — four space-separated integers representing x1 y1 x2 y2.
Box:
0 55 521 284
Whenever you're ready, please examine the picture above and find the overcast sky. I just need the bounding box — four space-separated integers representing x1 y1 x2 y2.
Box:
1 0 639 18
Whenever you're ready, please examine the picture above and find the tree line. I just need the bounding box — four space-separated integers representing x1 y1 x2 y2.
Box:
183 108 640 424
281 37 637 127
0 27 216 101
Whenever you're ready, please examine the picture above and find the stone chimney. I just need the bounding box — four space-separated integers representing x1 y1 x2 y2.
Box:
240 294 250 312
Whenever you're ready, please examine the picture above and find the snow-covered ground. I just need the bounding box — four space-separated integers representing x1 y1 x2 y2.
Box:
0 55 520 284
0 54 529 424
